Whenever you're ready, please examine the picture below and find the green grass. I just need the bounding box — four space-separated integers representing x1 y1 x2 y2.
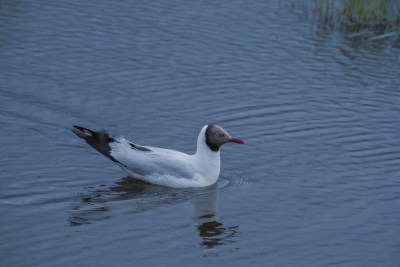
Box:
316 0 400 26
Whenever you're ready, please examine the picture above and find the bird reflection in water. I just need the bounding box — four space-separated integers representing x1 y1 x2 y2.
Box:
69 177 239 251
190 184 239 251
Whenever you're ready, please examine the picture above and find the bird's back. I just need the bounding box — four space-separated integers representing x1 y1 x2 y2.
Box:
110 138 197 181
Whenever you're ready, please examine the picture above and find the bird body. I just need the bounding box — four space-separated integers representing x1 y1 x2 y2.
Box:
72 125 243 188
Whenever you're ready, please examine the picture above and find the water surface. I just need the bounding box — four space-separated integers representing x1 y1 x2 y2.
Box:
1 1 399 266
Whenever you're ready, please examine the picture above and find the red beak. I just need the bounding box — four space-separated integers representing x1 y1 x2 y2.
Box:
229 137 244 144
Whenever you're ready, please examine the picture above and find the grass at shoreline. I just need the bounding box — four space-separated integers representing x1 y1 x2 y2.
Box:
316 0 400 27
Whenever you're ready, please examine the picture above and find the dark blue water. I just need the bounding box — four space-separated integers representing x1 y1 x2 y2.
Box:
1 1 400 266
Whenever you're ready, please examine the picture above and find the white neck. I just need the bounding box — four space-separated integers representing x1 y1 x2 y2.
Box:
193 125 221 185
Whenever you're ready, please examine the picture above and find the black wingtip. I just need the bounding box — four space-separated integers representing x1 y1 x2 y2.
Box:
73 125 87 132
72 125 95 135
72 128 83 138
71 125 125 166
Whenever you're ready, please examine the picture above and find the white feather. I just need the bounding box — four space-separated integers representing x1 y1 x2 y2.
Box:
110 125 220 188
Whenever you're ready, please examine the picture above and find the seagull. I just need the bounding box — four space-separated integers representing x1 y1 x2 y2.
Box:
72 124 244 188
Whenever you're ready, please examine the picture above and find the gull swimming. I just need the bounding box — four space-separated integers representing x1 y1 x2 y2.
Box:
72 124 244 188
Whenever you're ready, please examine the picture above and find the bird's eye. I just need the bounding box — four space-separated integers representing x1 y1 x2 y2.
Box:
216 133 224 137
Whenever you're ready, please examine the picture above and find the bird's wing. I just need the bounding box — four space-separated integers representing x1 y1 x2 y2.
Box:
110 138 195 178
